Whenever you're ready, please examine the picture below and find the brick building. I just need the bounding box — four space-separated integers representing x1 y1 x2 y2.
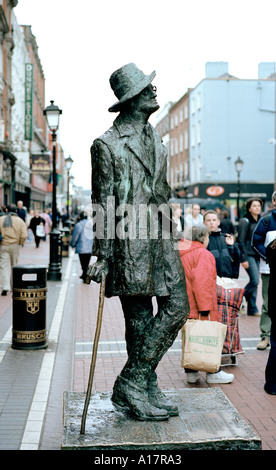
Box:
0 0 18 207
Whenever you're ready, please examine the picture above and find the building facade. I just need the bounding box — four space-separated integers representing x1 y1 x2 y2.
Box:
168 90 191 196
11 10 32 208
0 0 18 207
156 61 275 208
188 61 275 203
20 24 49 211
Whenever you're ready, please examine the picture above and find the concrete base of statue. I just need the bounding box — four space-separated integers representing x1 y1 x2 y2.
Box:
61 388 261 450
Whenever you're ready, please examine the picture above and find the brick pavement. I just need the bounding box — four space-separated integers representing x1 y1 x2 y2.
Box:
0 238 275 450
73 275 276 451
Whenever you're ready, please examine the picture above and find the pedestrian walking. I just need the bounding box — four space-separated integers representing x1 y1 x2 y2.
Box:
29 211 45 248
70 211 93 281
237 197 263 316
219 210 235 235
39 209 52 239
16 200 26 222
170 203 184 237
203 210 241 279
179 225 234 384
264 237 276 395
87 63 189 421
26 209 34 242
0 204 27 295
252 191 276 349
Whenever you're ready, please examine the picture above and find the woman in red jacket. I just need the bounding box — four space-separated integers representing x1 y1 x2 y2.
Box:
179 225 234 384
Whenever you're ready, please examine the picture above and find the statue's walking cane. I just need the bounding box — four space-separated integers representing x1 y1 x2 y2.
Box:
80 271 106 435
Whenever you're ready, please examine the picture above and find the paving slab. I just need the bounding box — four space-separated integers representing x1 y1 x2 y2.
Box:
62 388 261 450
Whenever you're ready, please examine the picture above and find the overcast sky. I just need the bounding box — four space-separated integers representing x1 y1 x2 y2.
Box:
14 0 276 190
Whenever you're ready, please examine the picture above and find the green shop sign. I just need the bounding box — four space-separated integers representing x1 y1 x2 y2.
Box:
25 64 33 140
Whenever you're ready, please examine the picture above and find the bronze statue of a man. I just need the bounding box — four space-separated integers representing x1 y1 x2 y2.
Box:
88 63 189 421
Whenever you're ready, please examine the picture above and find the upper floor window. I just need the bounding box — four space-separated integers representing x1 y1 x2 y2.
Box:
191 97 195 114
197 92 201 110
184 130 188 149
184 104 188 119
179 134 183 152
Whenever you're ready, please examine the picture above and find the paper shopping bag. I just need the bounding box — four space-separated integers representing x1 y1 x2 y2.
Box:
181 318 227 373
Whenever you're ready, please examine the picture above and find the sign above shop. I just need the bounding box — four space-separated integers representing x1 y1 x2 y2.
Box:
30 154 51 174
25 64 33 141
206 185 225 196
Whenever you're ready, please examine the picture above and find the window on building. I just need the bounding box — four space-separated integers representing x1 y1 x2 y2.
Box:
179 164 183 183
197 121 201 144
180 109 183 123
197 155 201 180
197 92 201 110
175 168 179 183
179 134 183 152
184 130 188 149
170 116 174 130
175 137 178 155
170 139 174 157
184 161 188 179
191 97 195 114
184 104 188 119
174 114 178 127
191 125 195 147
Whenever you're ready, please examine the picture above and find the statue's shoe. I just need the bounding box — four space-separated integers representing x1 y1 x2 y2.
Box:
148 373 179 416
111 376 170 421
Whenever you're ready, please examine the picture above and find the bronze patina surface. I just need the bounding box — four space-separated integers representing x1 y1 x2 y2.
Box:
86 64 189 422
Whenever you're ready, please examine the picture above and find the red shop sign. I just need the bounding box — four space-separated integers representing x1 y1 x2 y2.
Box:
206 185 225 196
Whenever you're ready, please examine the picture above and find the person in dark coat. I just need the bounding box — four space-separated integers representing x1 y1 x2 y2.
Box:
29 211 45 248
87 63 189 421
238 197 263 315
219 210 235 235
203 210 240 279
252 191 276 349
70 211 93 281
16 200 26 222
264 238 276 395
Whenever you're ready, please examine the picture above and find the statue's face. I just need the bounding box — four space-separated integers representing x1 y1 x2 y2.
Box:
133 84 159 115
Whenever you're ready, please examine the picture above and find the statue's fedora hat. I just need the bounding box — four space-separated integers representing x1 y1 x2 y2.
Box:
108 63 156 113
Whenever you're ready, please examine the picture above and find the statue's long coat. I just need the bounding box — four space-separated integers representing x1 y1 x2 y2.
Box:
91 115 186 298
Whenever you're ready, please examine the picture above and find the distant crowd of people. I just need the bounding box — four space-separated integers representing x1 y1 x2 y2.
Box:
0 201 90 294
0 201 57 295
171 192 276 394
1 194 276 395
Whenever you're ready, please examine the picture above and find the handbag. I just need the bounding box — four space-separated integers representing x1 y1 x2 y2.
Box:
181 315 227 373
36 223 45 237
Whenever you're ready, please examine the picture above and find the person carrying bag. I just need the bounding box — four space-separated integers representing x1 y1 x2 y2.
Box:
29 211 45 248
179 225 234 384
36 223 45 238
182 314 227 373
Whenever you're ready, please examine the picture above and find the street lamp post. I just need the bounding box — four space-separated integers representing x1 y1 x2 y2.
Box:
65 155 73 219
43 100 63 281
234 156 244 221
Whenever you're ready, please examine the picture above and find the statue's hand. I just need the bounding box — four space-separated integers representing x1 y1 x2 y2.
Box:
85 260 109 284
